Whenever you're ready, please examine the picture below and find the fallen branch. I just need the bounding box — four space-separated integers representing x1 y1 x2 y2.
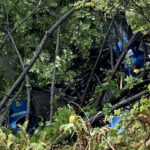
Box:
119 79 150 98
80 9 119 105
87 90 148 124
0 6 76 110
98 31 143 109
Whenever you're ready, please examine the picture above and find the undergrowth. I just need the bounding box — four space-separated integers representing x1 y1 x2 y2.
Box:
0 96 150 150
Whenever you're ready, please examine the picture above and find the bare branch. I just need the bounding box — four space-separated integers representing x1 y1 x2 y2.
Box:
50 21 61 123
5 15 31 121
0 6 76 110
80 9 119 106
87 90 148 124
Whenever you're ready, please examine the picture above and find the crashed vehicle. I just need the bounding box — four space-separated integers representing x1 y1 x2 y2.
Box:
109 32 150 132
5 33 150 133
113 32 150 78
3 16 150 132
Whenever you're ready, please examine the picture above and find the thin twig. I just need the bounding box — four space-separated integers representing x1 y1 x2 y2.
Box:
100 12 114 70
46 132 64 150
69 101 90 124
50 13 61 123
4 4 31 121
6 32 31 121
103 135 115 150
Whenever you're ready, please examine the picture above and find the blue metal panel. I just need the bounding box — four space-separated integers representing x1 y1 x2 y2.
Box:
113 32 150 77
9 99 35 132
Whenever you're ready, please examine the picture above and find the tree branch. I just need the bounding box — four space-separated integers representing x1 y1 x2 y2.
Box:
0 6 76 110
3 3 31 121
100 12 114 70
80 9 119 106
6 29 31 122
87 90 148 124
50 17 61 123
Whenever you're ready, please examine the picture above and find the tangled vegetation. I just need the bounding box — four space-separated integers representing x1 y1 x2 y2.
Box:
0 0 150 149
0 97 150 150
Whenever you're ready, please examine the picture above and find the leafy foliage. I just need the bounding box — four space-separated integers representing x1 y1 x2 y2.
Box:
125 0 150 35
0 106 73 150
0 0 150 149
124 75 143 89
